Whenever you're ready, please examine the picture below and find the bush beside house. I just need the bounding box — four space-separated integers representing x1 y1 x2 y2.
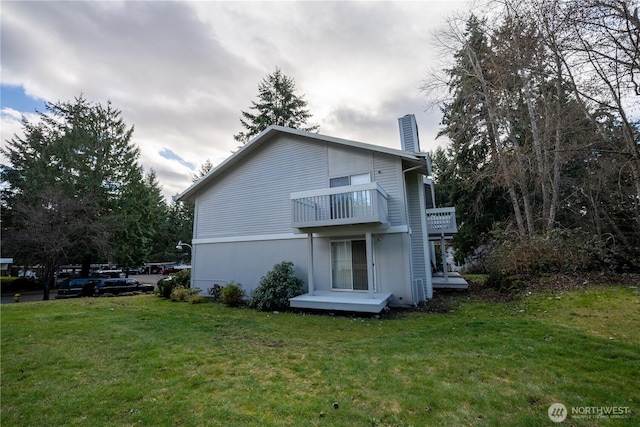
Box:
157 269 192 299
250 261 304 311
220 282 245 307
159 261 304 311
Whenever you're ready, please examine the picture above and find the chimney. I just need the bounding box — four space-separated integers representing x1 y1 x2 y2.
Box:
398 114 420 153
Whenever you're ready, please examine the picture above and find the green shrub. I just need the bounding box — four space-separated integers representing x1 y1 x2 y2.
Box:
484 271 526 293
220 282 245 307
188 295 208 304
172 269 191 287
157 269 192 299
250 261 304 311
484 225 594 291
170 286 200 302
156 278 179 299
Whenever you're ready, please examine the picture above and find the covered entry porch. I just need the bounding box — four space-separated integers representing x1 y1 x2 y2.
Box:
289 230 393 313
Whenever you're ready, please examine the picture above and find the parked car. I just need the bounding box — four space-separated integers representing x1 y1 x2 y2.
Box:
93 278 154 296
97 269 125 278
55 278 99 299
17 269 37 278
56 272 77 288
161 265 191 275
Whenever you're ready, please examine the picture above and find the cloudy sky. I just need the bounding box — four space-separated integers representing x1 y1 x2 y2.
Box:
1 1 471 200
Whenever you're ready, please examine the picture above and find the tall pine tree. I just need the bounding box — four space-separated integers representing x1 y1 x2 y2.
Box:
234 67 318 143
0 95 160 298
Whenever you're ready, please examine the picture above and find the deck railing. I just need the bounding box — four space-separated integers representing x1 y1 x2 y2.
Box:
291 183 389 229
426 207 457 236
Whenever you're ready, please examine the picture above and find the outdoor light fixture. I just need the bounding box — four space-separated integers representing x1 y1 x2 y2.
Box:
175 240 192 250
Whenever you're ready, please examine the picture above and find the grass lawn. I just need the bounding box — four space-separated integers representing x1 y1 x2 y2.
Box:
1 282 638 426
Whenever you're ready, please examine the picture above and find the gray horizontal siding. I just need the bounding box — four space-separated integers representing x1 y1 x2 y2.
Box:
195 135 327 239
406 173 427 287
373 153 405 226
193 238 311 294
194 134 411 240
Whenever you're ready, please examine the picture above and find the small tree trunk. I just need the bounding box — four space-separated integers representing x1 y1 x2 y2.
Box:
508 185 527 237
521 70 550 218
42 264 56 301
81 254 92 278
548 54 565 233
43 276 52 301
548 124 562 232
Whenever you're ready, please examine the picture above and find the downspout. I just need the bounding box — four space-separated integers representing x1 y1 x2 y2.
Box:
365 231 374 299
190 198 198 290
307 233 315 296
190 242 197 289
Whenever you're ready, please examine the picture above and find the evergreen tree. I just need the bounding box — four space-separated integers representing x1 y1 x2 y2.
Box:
116 169 167 274
0 95 157 297
234 67 318 143
434 16 513 259
192 159 213 182
167 200 194 263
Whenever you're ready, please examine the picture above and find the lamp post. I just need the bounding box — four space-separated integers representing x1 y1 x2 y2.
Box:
175 240 192 251
175 240 193 266
175 241 193 288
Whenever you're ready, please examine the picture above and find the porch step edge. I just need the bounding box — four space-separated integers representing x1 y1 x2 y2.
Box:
290 292 392 313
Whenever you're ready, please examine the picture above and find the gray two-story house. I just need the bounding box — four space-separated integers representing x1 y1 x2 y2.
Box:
175 114 466 313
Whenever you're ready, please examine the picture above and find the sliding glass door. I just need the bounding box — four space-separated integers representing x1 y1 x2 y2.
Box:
331 240 368 290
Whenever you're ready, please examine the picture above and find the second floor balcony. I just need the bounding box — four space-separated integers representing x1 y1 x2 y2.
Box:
291 183 389 230
426 207 457 238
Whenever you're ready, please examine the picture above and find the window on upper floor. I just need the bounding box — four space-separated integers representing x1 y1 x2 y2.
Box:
329 172 370 188
329 173 371 219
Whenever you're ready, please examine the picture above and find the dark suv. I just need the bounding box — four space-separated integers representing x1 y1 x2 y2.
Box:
56 278 100 299
93 278 154 296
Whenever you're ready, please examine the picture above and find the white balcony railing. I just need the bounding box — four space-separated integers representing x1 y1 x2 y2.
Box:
291 183 389 229
426 207 457 236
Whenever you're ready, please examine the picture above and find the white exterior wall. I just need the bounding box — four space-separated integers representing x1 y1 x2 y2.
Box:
190 133 419 305
191 236 315 295
372 232 413 305
193 135 411 239
373 153 405 226
194 135 328 239
192 231 413 306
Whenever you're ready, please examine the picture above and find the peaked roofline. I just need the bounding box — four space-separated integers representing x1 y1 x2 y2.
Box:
175 125 428 202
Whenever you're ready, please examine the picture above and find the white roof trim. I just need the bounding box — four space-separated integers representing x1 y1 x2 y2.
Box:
175 125 426 202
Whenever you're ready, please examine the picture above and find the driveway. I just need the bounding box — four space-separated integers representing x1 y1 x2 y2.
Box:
1 274 166 304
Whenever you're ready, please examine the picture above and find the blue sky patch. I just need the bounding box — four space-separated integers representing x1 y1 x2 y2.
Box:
159 147 195 170
0 84 46 113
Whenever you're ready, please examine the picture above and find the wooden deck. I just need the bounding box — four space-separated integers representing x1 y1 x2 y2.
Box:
289 291 392 313
432 272 469 289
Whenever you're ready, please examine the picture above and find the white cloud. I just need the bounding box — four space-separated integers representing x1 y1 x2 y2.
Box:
1 0 468 200
1 108 38 157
